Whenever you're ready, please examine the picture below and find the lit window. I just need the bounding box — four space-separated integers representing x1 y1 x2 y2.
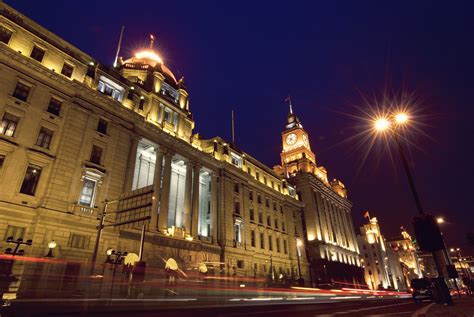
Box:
97 79 122 101
164 108 172 123
0 26 13 44
89 145 103 165
12 82 31 101
30 46 45 62
0 113 19 137
234 221 242 243
47 97 62 116
36 127 53 149
20 165 42 196
230 152 242 167
139 97 145 110
61 63 74 78
97 118 108 134
79 178 97 207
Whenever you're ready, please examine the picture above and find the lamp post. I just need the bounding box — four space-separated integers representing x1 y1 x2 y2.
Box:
436 219 461 298
372 112 453 305
45 240 57 258
106 249 127 299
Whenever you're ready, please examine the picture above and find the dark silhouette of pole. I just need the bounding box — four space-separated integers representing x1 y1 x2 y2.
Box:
393 132 452 305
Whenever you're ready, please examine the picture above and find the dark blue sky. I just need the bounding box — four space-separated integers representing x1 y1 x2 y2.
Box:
10 1 474 252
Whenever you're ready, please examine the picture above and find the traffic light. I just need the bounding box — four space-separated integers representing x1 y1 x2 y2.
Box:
412 214 445 252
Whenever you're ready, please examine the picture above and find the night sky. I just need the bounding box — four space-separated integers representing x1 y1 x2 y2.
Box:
9 1 474 253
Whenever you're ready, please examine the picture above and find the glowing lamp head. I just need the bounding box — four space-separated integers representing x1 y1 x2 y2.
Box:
395 112 408 124
106 248 114 256
374 117 391 132
296 239 303 247
135 50 163 64
48 240 57 249
436 217 444 224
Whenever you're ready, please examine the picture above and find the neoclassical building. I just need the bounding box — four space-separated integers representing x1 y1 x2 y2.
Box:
273 105 364 286
0 2 309 297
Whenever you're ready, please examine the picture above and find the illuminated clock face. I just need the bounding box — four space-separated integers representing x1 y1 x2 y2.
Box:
302 134 308 146
286 133 297 145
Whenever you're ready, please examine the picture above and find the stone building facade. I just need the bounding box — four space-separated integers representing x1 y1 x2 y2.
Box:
273 105 363 287
0 2 309 297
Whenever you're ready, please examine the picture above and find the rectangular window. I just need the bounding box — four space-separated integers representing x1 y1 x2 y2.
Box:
274 218 279 229
251 230 256 247
260 232 265 249
249 191 253 201
79 178 97 207
30 46 45 62
47 97 62 116
5 225 25 241
139 97 145 110
97 118 108 134
69 234 88 249
89 145 103 165
237 260 244 269
249 208 254 221
234 201 240 215
230 152 242 167
12 82 31 101
234 222 242 243
61 63 74 78
164 108 172 123
0 154 5 168
36 127 53 149
258 211 263 224
283 240 288 254
273 201 277 211
265 198 270 208
97 80 122 101
276 237 281 252
20 165 42 196
281 221 286 232
0 26 13 44
257 193 262 204
0 113 19 137
268 235 273 251
267 215 271 227
234 182 239 193
255 171 259 181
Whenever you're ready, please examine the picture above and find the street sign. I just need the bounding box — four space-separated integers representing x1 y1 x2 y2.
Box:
114 185 154 229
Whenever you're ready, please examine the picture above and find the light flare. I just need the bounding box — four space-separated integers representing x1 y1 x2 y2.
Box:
135 50 163 64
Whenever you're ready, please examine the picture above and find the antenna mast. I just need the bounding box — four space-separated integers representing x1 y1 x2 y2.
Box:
231 110 235 145
113 26 125 68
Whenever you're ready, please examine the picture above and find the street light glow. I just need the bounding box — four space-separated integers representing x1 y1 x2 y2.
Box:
394 112 408 124
436 217 444 224
374 117 391 132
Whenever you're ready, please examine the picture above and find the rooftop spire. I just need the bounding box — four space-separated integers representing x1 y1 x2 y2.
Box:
149 34 155 49
285 94 293 114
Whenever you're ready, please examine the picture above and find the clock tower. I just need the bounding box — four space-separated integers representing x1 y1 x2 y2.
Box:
280 101 317 176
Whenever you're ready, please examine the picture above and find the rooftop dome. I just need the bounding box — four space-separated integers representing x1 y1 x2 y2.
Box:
122 49 178 85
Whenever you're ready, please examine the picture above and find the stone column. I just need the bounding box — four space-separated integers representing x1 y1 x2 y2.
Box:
315 192 329 242
123 135 139 192
158 150 173 233
150 147 164 231
210 173 218 242
183 161 193 233
191 163 201 237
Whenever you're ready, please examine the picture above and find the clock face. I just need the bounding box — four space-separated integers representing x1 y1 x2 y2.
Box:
302 134 308 146
286 133 297 146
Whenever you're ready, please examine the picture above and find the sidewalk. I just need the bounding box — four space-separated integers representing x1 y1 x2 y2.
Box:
424 297 474 317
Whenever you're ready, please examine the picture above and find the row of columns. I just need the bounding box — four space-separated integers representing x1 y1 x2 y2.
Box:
314 190 358 253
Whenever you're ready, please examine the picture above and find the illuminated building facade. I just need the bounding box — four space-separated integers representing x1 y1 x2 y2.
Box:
357 216 406 290
0 2 309 297
273 105 363 287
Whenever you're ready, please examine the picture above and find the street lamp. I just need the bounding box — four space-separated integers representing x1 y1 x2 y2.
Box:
370 110 453 305
45 240 57 258
436 217 445 224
